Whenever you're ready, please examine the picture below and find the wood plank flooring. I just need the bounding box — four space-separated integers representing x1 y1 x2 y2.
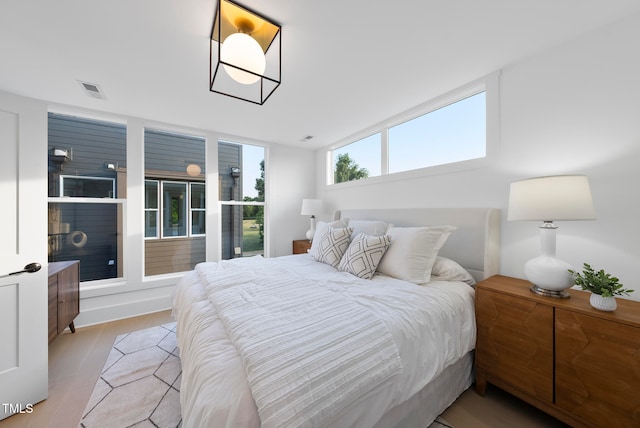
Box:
0 309 567 427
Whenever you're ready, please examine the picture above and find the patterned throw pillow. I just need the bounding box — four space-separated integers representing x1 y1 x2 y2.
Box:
312 227 353 268
338 233 392 279
309 219 349 259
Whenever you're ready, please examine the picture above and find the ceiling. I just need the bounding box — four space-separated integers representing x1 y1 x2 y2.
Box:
1 0 639 150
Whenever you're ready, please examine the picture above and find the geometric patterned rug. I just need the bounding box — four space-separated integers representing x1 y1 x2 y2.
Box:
78 322 181 428
78 322 452 428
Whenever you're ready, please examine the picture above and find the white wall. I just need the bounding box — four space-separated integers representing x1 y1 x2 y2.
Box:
314 12 640 301
267 143 317 257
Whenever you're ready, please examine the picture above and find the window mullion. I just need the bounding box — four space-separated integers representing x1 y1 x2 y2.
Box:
381 128 389 176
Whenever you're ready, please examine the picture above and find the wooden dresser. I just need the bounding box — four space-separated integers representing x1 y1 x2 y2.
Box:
475 275 640 428
48 260 80 343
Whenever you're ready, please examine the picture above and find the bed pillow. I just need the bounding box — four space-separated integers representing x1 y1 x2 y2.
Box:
348 220 390 239
309 218 349 257
431 256 476 286
338 232 392 279
377 225 456 284
311 226 353 268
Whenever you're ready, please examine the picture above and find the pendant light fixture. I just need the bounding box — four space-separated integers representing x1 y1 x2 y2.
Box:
210 0 281 105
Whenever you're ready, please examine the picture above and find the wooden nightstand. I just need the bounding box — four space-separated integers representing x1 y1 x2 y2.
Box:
292 239 312 254
475 275 640 428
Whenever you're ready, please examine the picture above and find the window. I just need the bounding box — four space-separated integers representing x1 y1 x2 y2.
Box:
47 113 126 283
144 128 206 276
144 180 204 239
333 133 381 184
162 181 187 237
388 92 485 173
191 183 206 235
60 175 115 198
144 180 159 238
327 75 496 185
218 141 266 260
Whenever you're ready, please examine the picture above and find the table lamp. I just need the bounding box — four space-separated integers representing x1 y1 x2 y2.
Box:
508 175 596 298
300 199 324 241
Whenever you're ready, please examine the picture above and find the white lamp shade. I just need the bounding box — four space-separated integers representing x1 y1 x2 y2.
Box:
507 175 596 221
221 33 266 85
301 199 323 216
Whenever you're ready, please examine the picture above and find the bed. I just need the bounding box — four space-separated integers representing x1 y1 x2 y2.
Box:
172 207 500 428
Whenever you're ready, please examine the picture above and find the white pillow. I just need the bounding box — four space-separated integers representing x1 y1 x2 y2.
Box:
338 233 391 279
431 256 476 286
309 218 349 258
377 225 456 284
311 227 353 268
347 220 390 239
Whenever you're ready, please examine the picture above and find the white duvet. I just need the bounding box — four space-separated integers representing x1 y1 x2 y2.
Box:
172 254 476 428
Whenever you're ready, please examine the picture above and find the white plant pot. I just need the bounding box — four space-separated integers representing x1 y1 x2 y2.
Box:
589 293 617 312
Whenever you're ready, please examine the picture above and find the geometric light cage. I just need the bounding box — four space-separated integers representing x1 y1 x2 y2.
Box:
210 0 281 105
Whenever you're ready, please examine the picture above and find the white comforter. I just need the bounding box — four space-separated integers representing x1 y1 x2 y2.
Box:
173 254 476 428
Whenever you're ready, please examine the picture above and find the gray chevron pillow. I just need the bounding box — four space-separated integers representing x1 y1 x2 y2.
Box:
311 227 353 268
338 232 391 279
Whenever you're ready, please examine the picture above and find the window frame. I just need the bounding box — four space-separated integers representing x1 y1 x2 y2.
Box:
217 139 267 260
144 180 159 239
190 182 206 237
144 179 205 240
326 72 500 187
60 175 116 198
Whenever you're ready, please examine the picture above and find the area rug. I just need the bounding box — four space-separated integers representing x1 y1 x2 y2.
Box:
79 322 181 428
80 323 453 428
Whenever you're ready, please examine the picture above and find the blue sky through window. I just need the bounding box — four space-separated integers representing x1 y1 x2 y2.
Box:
332 91 486 180
333 133 382 178
242 143 265 198
389 92 485 173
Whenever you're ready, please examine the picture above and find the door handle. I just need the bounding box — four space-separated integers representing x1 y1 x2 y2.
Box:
8 262 42 276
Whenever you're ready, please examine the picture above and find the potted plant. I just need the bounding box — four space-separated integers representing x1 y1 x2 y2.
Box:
568 263 634 311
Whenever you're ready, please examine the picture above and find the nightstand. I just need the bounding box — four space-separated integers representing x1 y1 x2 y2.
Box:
475 275 640 428
292 239 312 254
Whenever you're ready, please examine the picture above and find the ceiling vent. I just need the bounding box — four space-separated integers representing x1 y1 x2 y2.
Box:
78 80 106 100
301 135 314 142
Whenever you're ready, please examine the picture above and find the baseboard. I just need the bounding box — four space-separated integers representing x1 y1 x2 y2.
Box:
74 286 174 328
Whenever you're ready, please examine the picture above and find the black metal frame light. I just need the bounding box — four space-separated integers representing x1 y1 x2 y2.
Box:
210 0 281 105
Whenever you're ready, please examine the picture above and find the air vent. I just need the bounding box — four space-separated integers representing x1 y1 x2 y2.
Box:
78 80 106 100
301 135 314 142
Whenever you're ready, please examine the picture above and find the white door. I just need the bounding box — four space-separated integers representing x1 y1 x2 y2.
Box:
0 91 48 420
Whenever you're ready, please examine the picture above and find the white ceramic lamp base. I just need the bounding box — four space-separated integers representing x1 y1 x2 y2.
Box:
525 224 573 298
305 216 316 241
525 256 573 298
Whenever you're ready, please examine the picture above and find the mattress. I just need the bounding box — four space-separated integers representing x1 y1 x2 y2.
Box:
172 254 476 428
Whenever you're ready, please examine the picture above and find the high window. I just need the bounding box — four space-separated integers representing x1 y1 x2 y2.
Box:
328 75 497 185
388 92 485 173
332 133 381 184
144 128 206 276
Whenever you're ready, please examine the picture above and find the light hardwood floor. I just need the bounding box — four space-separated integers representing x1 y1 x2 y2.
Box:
0 310 568 428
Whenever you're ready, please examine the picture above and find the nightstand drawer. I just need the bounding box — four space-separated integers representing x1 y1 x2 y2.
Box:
555 309 640 427
476 287 553 402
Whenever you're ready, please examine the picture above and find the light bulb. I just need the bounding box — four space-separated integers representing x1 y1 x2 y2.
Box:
221 33 266 85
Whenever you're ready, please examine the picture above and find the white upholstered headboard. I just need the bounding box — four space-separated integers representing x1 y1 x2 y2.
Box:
334 208 501 282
